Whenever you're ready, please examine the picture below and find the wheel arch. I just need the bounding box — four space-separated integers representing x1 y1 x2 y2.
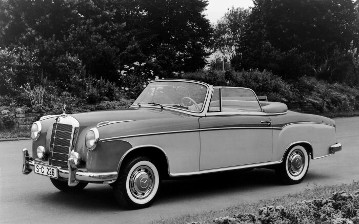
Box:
117 145 170 179
282 141 314 161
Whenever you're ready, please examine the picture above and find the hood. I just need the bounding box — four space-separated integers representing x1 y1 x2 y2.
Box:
71 107 183 127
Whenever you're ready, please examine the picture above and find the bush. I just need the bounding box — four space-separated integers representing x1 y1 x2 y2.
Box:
0 114 17 131
213 191 359 224
183 69 293 102
118 61 156 99
228 70 293 102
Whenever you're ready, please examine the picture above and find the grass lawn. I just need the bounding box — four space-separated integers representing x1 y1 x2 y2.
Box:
152 181 359 224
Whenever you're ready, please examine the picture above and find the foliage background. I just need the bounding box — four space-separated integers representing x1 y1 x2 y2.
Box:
1 0 359 124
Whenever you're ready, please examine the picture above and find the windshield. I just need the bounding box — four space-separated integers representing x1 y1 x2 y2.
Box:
133 81 208 112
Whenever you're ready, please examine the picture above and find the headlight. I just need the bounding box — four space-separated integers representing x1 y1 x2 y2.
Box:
31 121 42 141
37 146 45 159
85 128 99 150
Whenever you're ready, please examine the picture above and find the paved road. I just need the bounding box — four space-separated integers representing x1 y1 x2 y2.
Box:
1 117 358 224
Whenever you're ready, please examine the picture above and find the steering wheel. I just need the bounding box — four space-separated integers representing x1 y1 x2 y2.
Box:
181 97 200 111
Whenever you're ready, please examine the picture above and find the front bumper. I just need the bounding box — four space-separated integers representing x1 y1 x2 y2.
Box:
329 143 342 154
22 148 118 185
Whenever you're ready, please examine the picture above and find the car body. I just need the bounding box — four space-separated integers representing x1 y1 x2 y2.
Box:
22 79 342 209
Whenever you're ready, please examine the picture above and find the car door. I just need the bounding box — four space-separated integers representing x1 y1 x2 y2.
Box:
199 87 273 171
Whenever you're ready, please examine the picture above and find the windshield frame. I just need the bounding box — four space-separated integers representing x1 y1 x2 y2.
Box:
131 79 212 116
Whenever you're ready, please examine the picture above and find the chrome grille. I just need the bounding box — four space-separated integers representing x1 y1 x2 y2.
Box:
50 123 73 168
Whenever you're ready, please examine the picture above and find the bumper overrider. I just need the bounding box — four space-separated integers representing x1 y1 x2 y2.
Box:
22 148 118 185
329 143 342 154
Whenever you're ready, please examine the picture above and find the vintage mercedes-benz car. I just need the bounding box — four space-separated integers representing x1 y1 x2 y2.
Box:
22 79 342 209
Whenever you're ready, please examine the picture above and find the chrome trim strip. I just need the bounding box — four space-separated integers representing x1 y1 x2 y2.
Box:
206 111 287 116
117 145 170 175
52 152 68 155
282 121 330 128
100 126 282 142
100 120 331 142
313 154 332 160
97 120 134 128
170 161 282 177
27 160 118 183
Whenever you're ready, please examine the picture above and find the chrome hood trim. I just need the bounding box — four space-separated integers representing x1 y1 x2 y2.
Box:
97 120 134 128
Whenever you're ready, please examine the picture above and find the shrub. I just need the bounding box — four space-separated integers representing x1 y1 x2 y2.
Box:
183 69 293 103
118 61 155 99
228 69 293 102
212 191 359 224
21 83 46 112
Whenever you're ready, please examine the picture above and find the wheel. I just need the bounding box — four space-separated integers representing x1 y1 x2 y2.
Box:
276 145 310 184
50 178 88 193
181 97 200 111
113 157 160 209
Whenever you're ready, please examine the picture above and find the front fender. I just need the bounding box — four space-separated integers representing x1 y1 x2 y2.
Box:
86 140 132 172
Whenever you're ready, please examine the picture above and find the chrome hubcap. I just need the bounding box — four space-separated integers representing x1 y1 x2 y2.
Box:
129 165 155 199
288 149 305 176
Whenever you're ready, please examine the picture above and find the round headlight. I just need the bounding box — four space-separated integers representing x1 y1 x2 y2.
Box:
85 128 99 150
37 146 45 159
31 121 42 141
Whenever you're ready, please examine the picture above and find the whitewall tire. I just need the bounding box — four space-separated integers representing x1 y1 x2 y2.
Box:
113 157 160 209
276 145 310 184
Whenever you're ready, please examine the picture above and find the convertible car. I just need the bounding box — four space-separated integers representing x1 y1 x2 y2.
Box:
22 79 342 209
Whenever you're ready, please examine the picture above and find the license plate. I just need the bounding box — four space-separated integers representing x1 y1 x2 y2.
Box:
34 163 58 178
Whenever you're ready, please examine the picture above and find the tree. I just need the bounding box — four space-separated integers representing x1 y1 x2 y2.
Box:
213 7 250 62
0 0 212 90
132 0 212 74
235 0 359 81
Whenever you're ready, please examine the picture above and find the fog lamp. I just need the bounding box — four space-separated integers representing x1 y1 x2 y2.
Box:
36 146 45 159
85 128 99 150
31 121 42 141
69 150 81 166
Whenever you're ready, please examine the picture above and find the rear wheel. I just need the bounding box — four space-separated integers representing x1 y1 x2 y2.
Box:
113 157 160 209
276 145 309 184
50 178 88 193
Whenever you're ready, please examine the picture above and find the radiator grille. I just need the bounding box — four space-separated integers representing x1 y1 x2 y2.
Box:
50 123 73 168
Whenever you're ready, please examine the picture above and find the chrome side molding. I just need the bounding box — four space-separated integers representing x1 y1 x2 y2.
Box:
170 160 282 177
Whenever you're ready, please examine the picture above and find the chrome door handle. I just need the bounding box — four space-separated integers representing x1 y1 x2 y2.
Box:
261 120 271 126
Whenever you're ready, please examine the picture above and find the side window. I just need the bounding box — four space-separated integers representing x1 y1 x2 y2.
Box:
208 88 221 112
221 88 261 112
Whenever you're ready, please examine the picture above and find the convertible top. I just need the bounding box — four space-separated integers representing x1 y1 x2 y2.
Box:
260 101 288 113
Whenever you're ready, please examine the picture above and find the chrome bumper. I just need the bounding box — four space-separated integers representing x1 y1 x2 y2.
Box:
329 143 342 154
22 148 118 185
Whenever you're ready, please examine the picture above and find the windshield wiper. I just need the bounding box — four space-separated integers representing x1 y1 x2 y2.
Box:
170 104 188 110
148 102 164 109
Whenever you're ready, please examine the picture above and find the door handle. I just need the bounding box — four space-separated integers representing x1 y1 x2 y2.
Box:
261 120 271 126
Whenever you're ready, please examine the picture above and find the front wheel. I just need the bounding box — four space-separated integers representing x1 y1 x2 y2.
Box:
113 157 160 209
50 178 88 193
276 145 310 184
